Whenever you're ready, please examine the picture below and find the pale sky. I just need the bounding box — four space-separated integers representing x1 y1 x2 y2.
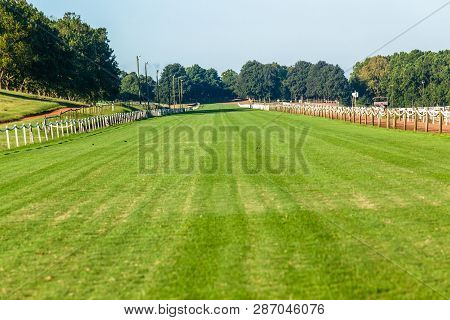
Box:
29 0 450 77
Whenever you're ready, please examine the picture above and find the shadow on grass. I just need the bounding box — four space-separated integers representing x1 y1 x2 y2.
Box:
185 108 252 116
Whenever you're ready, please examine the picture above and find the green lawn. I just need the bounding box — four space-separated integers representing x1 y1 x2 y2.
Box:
0 90 86 123
0 103 449 299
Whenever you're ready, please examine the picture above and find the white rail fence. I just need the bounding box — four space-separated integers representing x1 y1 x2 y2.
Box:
239 103 450 134
0 105 199 150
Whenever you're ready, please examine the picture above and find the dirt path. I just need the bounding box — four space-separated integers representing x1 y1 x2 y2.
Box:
21 107 80 122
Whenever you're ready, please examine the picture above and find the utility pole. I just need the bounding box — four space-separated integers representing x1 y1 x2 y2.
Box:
178 78 182 107
156 69 160 105
172 75 176 107
180 79 183 106
168 80 171 108
145 62 150 106
136 56 142 104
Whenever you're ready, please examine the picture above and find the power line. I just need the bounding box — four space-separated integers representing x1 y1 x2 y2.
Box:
345 1 450 73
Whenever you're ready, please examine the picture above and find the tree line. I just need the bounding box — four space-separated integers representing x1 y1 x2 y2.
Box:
350 50 449 107
119 64 232 104
2 1 448 107
0 0 120 102
119 60 350 105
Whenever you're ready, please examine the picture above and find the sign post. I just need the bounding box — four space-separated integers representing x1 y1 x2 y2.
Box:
352 91 359 108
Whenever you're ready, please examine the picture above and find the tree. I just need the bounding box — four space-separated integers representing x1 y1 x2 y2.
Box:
350 50 449 107
54 13 120 102
221 69 239 98
284 61 312 101
262 63 287 101
159 64 186 104
0 1 120 101
119 72 155 102
349 56 389 104
305 61 349 103
238 61 265 100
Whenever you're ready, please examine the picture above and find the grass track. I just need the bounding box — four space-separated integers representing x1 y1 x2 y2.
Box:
0 104 449 299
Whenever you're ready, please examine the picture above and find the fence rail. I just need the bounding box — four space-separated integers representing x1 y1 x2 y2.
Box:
0 104 199 151
239 103 450 134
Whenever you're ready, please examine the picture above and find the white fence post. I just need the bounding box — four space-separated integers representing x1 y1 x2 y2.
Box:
44 122 48 141
23 125 27 145
5 127 11 150
29 125 34 144
37 124 42 143
15 126 19 147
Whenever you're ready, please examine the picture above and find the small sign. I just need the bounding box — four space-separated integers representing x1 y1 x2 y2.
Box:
352 91 359 98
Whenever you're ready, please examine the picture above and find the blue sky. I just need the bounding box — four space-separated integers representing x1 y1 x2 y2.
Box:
29 0 450 77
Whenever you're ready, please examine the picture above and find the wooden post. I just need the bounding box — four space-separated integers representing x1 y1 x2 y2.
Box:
438 111 443 134
371 114 375 126
386 111 390 129
5 127 10 150
403 114 407 130
56 123 60 138
425 112 429 132
414 111 418 132
393 113 397 129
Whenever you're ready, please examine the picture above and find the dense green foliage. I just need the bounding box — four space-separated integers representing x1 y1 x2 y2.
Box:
138 51 448 106
2 2 448 107
0 0 120 102
148 60 349 104
156 63 231 104
118 71 155 102
221 69 240 98
350 50 450 107
1 104 449 299
238 60 349 103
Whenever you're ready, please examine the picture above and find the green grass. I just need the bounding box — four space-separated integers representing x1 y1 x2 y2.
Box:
0 102 132 150
0 104 449 299
0 90 86 123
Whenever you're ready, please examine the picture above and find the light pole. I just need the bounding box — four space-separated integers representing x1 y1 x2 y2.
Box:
156 69 160 106
168 80 171 108
172 75 176 107
145 62 150 106
180 79 183 106
178 77 183 107
136 56 142 104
